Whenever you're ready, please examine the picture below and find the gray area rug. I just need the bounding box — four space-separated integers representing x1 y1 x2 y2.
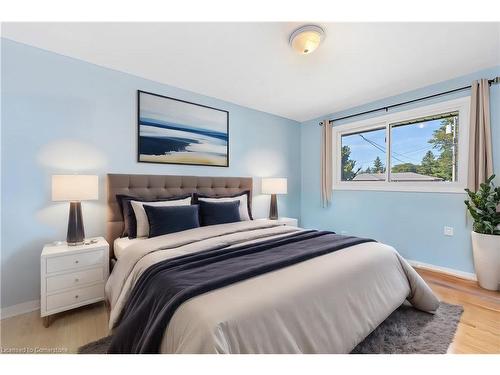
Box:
78 302 463 354
351 302 463 354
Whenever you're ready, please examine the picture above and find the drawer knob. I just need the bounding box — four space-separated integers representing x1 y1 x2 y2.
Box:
75 295 79 299
74 260 79 264
74 278 79 282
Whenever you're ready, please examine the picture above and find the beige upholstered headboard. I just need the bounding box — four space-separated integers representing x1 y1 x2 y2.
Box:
106 173 253 258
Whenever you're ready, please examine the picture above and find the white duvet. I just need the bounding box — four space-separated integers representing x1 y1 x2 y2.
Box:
105 220 439 353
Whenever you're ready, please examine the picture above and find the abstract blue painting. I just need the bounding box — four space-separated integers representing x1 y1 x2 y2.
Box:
138 91 229 167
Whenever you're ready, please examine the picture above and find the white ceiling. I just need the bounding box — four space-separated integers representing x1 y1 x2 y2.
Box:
2 22 499 122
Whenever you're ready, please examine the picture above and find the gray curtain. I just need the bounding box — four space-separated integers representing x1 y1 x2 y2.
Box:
320 120 333 207
468 79 493 192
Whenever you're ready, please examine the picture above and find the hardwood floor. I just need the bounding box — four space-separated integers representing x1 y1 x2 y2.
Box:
0 302 109 354
415 268 499 354
0 268 498 354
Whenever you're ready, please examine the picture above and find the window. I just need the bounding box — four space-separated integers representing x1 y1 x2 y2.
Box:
333 97 469 192
341 127 386 181
390 112 458 182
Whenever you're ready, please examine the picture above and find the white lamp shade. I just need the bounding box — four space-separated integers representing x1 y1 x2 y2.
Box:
52 175 98 201
262 178 287 195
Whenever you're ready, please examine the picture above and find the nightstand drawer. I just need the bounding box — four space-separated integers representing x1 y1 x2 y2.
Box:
46 267 104 293
46 283 104 311
46 250 104 273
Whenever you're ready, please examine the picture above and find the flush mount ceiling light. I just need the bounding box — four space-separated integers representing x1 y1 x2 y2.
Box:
289 25 325 55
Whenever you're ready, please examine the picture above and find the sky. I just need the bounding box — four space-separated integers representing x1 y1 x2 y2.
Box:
341 118 455 172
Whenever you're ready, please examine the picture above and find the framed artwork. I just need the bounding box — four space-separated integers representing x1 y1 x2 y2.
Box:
137 90 229 167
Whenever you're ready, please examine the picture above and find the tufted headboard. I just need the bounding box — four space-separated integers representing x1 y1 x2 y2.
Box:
106 173 253 258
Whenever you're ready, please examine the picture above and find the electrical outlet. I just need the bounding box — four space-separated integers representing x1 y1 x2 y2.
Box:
444 226 454 236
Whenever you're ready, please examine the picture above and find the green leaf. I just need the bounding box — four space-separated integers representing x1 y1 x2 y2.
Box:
464 174 500 234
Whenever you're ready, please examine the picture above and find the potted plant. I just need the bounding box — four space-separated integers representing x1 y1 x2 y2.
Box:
464 174 500 291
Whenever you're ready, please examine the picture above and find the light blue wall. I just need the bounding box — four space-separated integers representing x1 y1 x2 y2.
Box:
0 39 301 309
1 36 498 310
301 66 500 274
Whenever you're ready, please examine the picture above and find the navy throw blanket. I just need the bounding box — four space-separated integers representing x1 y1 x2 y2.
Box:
108 230 374 353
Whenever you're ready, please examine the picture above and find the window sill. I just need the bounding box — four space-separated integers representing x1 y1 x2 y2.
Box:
333 182 467 194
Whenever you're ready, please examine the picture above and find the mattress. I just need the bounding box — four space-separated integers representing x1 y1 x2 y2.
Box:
113 237 143 259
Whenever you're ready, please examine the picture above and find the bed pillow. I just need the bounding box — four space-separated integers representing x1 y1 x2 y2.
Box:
116 194 150 238
198 200 241 226
144 205 200 238
116 195 136 238
116 194 140 237
130 197 193 238
196 191 252 221
116 194 192 238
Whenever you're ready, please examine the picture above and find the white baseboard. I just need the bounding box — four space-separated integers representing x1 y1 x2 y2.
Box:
407 259 477 281
0 299 40 320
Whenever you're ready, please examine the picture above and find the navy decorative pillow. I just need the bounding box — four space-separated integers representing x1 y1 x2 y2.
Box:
144 205 200 238
116 194 192 238
194 190 253 220
199 200 241 226
115 194 140 238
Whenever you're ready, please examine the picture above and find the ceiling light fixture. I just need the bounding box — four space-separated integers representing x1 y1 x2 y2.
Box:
289 25 325 55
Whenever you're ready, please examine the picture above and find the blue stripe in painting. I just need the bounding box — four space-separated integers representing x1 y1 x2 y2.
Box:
140 118 228 141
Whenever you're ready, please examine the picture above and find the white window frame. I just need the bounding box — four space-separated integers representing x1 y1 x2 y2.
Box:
332 96 470 193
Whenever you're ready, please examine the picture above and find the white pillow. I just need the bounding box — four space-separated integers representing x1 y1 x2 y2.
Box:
131 197 192 238
198 193 251 221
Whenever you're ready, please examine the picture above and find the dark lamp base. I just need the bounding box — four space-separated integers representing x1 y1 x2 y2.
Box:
67 201 85 245
269 194 278 220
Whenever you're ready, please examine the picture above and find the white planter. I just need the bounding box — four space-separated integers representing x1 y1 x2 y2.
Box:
471 231 500 291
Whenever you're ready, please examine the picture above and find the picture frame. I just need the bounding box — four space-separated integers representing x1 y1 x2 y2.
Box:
137 90 229 167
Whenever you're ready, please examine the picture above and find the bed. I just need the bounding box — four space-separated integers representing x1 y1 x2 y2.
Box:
105 173 439 354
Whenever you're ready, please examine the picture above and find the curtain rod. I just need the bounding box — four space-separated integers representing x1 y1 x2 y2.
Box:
319 77 500 126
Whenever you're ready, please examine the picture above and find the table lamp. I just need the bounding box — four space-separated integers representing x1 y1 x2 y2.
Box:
52 175 98 246
261 178 287 220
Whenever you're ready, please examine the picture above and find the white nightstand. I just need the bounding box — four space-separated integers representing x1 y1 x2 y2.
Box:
260 217 298 227
275 217 298 227
40 237 109 327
